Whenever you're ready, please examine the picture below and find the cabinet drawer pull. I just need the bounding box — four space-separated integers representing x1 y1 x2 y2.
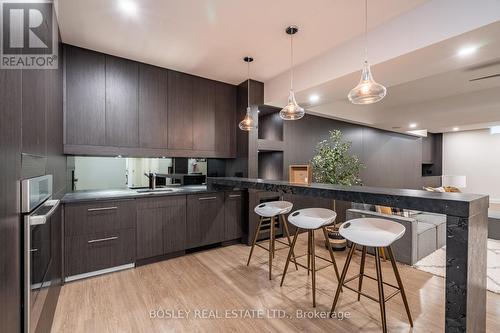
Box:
198 196 217 201
87 236 119 244
87 206 118 212
229 194 241 198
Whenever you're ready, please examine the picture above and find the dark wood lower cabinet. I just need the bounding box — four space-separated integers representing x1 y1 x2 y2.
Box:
136 196 186 260
224 191 244 241
63 191 244 277
65 228 135 276
186 193 225 248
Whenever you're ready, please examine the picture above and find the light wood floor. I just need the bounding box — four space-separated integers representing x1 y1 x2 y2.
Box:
52 234 500 333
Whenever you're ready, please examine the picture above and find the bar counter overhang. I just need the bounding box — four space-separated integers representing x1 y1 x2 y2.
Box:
207 177 489 333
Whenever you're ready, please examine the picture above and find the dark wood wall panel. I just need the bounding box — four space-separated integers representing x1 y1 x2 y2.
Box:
215 82 237 156
283 114 422 189
22 69 47 156
65 45 106 146
0 69 22 333
138 64 168 148
105 56 139 147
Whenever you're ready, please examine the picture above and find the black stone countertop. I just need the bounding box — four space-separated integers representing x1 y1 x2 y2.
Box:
62 185 223 204
207 177 489 218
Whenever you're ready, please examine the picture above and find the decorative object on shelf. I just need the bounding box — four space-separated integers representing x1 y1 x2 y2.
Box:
289 164 312 184
280 25 305 121
239 57 257 131
348 0 387 104
311 130 364 250
442 175 466 189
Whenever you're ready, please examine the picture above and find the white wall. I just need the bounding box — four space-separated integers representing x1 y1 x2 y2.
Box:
443 129 500 202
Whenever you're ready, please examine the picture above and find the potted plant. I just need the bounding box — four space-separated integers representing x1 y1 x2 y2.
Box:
310 130 364 250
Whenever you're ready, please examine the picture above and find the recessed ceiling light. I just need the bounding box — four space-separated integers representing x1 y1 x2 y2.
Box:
457 45 478 57
118 0 137 16
452 127 459 131
309 94 320 103
409 123 417 129
490 126 500 135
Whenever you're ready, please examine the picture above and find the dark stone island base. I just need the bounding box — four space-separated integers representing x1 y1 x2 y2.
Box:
208 177 489 333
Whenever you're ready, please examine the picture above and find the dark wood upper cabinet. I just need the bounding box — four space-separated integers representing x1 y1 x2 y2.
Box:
22 69 47 156
215 82 237 157
186 193 224 248
65 45 106 146
193 77 216 151
105 56 139 147
139 64 168 148
168 71 193 150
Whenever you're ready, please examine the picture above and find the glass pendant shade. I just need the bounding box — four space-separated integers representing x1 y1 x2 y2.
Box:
280 89 305 120
348 61 387 105
238 107 255 131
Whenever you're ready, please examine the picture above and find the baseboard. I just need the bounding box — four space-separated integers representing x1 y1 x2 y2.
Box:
65 263 135 282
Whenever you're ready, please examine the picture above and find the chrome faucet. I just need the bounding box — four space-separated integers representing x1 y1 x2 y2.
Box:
144 172 157 190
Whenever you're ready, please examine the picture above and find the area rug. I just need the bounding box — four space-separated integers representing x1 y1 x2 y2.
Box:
413 239 500 294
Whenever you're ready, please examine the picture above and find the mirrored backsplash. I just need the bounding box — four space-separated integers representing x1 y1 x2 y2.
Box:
70 157 208 191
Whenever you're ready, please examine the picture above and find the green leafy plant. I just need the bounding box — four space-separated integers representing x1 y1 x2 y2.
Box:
310 130 364 186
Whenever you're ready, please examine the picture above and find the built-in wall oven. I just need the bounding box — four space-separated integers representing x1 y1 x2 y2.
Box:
21 175 61 333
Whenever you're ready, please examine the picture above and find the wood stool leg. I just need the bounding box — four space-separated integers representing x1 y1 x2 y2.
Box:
387 246 413 327
311 230 317 307
247 216 263 266
330 243 356 316
269 216 275 280
375 248 387 333
321 227 342 283
380 247 387 261
272 217 276 259
280 228 300 287
357 246 367 301
281 214 298 270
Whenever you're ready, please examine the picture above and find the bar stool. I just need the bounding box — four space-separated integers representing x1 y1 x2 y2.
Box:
331 218 413 333
281 208 342 307
247 201 298 280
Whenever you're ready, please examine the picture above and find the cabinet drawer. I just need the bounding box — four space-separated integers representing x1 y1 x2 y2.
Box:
224 191 244 241
65 200 136 237
65 228 135 276
186 192 224 248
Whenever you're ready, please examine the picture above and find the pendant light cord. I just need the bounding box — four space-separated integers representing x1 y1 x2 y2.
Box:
247 60 250 109
364 0 368 63
290 33 294 90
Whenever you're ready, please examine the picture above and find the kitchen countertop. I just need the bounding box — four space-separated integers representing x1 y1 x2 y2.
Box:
207 177 489 332
62 185 222 204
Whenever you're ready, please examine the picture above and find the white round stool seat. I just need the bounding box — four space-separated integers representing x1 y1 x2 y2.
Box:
288 208 337 230
339 218 405 247
254 201 293 217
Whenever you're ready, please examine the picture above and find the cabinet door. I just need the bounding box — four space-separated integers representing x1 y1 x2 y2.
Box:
224 191 244 241
136 196 186 260
193 77 215 151
136 199 165 260
215 82 236 157
139 64 168 148
168 71 193 150
22 69 47 155
65 45 106 146
106 56 139 147
186 193 224 248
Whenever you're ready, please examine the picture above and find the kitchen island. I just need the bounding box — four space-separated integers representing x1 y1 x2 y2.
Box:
207 177 489 333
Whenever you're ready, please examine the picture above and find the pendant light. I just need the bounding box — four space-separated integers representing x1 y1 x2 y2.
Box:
239 57 256 131
348 0 387 104
280 25 305 120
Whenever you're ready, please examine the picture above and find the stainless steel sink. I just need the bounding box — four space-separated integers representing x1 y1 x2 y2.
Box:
135 188 180 194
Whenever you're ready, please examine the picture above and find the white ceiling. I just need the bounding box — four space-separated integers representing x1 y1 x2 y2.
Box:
57 0 427 84
302 21 500 134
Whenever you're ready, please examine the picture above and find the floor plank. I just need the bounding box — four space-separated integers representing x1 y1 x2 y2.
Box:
52 234 500 332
